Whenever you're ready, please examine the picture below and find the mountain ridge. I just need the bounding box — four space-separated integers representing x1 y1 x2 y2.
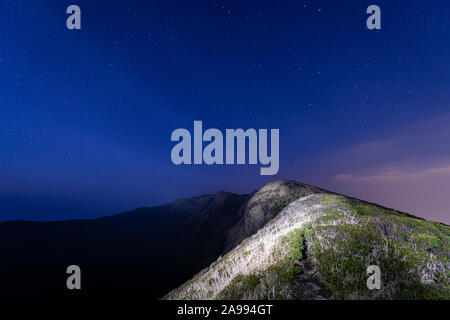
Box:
164 181 450 300
0 179 448 300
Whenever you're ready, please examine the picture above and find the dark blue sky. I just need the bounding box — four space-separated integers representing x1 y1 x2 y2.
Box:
1 1 449 223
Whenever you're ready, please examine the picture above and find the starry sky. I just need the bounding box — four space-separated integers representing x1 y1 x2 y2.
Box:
0 1 449 224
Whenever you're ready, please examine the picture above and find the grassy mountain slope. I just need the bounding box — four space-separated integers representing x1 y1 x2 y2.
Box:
164 187 450 300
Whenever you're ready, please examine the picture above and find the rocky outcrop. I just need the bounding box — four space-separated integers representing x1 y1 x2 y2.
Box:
224 180 323 252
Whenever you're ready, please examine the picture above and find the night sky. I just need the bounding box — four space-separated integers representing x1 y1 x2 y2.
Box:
1 1 449 224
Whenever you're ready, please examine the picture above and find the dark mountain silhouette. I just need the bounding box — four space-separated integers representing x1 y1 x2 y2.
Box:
0 190 250 299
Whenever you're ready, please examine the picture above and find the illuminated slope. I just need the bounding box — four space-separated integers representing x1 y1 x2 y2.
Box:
165 191 450 300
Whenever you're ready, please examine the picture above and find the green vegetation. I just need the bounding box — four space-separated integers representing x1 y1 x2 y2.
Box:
280 229 304 260
219 273 262 299
218 229 305 299
305 197 450 299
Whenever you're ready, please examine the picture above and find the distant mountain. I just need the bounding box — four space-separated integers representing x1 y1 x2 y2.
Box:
0 190 249 299
1 180 448 300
